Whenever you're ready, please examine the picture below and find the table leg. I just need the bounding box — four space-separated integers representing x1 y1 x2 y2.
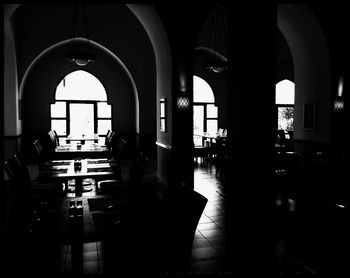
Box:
75 178 83 197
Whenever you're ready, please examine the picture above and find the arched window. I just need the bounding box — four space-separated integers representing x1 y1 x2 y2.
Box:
275 79 295 139
51 70 112 138
193 76 218 146
276 79 294 131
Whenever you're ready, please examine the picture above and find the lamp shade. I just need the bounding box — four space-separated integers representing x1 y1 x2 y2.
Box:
66 51 97 66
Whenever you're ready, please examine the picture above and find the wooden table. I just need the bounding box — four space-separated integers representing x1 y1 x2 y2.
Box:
38 158 116 197
66 134 101 145
54 143 110 159
194 131 226 147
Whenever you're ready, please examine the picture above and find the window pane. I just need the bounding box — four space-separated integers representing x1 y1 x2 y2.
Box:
207 104 218 118
51 102 66 118
193 105 204 133
160 100 166 117
69 103 94 136
278 107 294 131
207 120 218 135
97 102 111 118
51 120 66 136
276 79 295 105
98 120 112 135
193 76 215 103
193 135 203 147
56 70 107 101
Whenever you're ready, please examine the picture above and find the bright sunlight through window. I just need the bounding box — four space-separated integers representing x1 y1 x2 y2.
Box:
51 70 111 138
193 76 218 146
56 70 107 101
276 79 295 131
276 79 295 105
193 76 215 103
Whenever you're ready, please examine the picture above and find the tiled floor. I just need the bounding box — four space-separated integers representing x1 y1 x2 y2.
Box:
191 161 227 272
9 157 323 276
56 159 228 275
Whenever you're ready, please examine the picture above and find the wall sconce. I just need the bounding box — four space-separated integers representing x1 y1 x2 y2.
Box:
334 97 344 112
177 95 190 110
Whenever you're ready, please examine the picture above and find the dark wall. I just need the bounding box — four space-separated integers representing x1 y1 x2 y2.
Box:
276 29 294 83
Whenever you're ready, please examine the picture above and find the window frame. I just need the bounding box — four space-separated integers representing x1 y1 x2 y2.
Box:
50 100 113 138
276 104 294 131
275 79 295 131
194 102 218 132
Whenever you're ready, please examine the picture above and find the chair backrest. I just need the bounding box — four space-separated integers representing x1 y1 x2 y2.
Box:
33 139 48 163
4 154 31 194
52 130 60 146
107 131 116 148
47 130 58 149
128 151 149 195
104 130 112 145
111 137 127 156
277 129 286 145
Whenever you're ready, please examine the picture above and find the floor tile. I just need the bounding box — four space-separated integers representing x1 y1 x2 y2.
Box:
83 242 97 252
204 209 224 217
83 251 98 262
199 228 224 239
192 238 212 249
197 222 220 231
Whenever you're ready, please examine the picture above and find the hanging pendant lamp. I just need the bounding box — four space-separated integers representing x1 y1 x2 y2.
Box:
205 4 228 73
66 4 96 66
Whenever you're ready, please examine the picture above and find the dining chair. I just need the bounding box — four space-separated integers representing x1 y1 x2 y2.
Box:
33 138 50 165
106 131 116 149
4 154 65 238
47 130 58 149
5 153 65 198
108 136 127 181
97 151 149 198
104 130 112 146
52 130 61 146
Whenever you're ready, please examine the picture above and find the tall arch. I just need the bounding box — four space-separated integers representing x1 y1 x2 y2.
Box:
19 38 139 134
278 4 330 143
126 4 172 147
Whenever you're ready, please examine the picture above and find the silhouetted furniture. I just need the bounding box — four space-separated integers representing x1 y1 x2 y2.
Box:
108 136 127 181
277 129 287 147
33 138 54 164
104 129 112 146
38 158 117 197
54 142 110 159
65 133 100 145
47 130 60 149
4 154 65 242
193 145 210 164
93 185 207 272
156 187 208 271
4 153 65 199
276 129 294 152
97 151 149 197
214 137 228 178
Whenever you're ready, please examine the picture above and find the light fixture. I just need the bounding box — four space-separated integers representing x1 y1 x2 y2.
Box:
205 4 228 73
66 5 96 66
334 96 344 112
